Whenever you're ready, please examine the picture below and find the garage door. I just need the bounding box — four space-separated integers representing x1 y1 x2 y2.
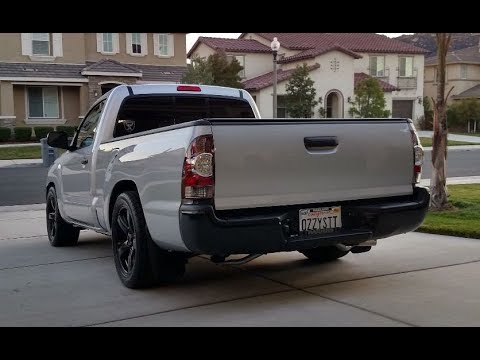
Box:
392 100 413 119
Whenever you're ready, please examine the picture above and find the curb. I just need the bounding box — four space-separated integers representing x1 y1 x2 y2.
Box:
0 159 43 168
0 203 45 213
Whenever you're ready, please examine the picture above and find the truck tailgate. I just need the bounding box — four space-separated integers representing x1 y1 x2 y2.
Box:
211 120 414 210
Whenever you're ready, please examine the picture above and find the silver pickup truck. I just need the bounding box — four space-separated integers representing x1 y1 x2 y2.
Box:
45 84 429 288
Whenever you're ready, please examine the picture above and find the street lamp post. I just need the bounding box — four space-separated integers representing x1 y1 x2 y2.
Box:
271 37 280 118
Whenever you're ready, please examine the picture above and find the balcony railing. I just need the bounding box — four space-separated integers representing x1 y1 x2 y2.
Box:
397 77 417 89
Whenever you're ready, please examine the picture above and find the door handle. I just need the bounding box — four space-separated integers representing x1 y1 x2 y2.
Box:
304 136 338 149
81 159 88 165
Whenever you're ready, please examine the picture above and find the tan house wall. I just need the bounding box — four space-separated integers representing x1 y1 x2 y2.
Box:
0 33 186 65
62 87 81 125
425 64 480 103
13 85 25 126
0 33 187 128
0 81 14 116
84 33 187 66
13 85 83 127
0 33 86 63
191 43 216 59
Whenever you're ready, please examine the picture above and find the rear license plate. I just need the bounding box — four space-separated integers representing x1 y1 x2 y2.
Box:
299 207 342 235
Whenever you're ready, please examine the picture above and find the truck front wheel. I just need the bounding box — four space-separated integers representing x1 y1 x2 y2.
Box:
300 246 349 263
111 191 185 289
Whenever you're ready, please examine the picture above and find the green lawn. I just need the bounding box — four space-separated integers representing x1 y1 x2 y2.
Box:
419 137 473 147
417 184 480 239
0 146 41 160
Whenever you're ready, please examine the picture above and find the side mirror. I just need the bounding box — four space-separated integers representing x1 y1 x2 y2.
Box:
47 131 71 150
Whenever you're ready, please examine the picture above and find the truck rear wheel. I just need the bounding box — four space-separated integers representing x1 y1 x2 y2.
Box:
300 246 349 263
111 191 185 289
46 187 80 247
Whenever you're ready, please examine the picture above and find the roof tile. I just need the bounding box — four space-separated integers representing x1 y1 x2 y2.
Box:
0 62 85 79
248 33 428 54
279 44 362 64
354 72 398 92
425 45 480 65
188 37 272 57
242 64 320 91
453 84 480 98
83 59 141 74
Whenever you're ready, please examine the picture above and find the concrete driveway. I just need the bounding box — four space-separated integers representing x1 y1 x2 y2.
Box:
2 205 480 327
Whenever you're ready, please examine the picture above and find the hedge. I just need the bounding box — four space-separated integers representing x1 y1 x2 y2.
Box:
0 127 11 142
14 127 33 142
56 125 76 137
34 126 54 141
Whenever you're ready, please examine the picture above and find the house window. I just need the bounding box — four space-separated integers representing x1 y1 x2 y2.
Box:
461 64 468 79
32 33 50 56
103 33 113 53
227 55 246 78
131 33 142 54
158 34 168 56
28 87 59 118
277 95 288 118
399 56 414 77
369 56 385 77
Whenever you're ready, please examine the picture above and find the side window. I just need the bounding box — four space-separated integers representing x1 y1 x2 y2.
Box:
114 96 174 138
76 101 104 149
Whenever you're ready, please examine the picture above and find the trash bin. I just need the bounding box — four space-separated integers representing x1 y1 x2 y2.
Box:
40 138 58 167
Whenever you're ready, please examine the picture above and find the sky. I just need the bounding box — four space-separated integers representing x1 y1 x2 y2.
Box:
186 33 412 52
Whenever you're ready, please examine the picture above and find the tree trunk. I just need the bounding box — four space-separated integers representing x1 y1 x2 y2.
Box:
430 33 452 210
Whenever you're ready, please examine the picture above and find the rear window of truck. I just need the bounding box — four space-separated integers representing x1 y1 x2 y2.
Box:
114 95 255 138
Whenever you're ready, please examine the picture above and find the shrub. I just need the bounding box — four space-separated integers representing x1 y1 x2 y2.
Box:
56 125 76 137
422 96 433 130
0 127 12 142
14 127 33 142
34 126 54 141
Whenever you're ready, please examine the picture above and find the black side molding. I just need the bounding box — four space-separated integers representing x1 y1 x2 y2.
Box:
304 136 338 149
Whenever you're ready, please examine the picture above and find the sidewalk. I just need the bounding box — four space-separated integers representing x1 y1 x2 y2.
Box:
0 142 41 148
0 159 43 168
420 176 480 186
423 144 480 151
417 131 480 144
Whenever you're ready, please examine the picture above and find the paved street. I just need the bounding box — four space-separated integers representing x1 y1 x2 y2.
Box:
0 166 48 206
422 148 480 179
1 205 480 327
0 148 479 206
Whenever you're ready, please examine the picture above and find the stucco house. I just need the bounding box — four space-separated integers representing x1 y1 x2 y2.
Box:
0 33 187 128
188 33 428 122
424 43 480 103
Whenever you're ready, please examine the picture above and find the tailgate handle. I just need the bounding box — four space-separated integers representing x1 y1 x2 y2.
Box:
304 136 338 149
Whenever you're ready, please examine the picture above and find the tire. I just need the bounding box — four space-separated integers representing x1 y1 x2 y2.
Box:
300 246 349 263
111 191 185 289
46 187 80 247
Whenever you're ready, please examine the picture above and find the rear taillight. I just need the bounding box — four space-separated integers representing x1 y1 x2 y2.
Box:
409 123 424 184
182 134 214 199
